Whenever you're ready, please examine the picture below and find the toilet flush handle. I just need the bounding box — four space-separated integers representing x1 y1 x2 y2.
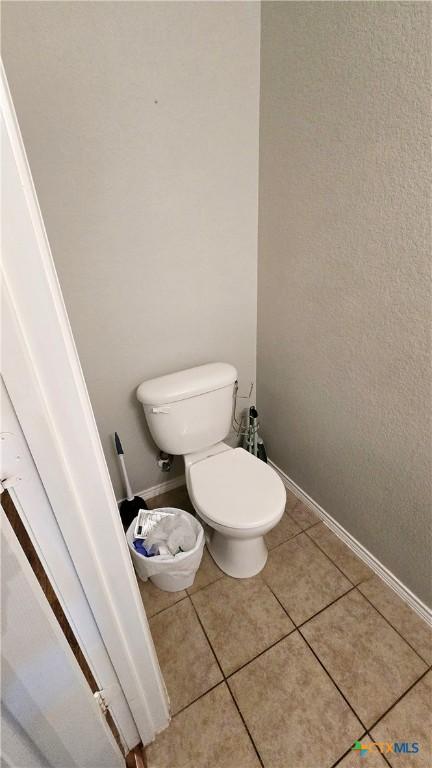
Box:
151 407 170 414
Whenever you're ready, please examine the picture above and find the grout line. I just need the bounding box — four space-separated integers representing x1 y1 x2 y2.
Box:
265 508 343 556
266 525 306 552
302 528 432 666
226 683 265 768
261 578 369 734
296 586 357 629
187 597 265 767
367 732 393 768
153 596 227 720
287 518 321 534
298 595 431 748
256 574 369 735
186 572 225 598
366 666 431 734
170 680 224 719
226 627 297 680
329 731 368 768
330 730 394 768
273 462 432 627
143 552 224 620
298 625 369 734
262 580 368 730
145 593 189 621
303 526 358 587
304 519 322 531
285 500 321 531
355 589 432 667
188 595 225 679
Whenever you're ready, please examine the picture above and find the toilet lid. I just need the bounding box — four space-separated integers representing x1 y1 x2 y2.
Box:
188 448 286 530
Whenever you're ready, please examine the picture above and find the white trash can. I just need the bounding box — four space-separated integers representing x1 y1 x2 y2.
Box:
126 508 204 592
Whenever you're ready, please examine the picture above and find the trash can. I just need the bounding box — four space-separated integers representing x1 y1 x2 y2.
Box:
126 508 205 592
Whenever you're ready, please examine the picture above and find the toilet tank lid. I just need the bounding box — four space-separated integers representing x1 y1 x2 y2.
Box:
136 362 237 406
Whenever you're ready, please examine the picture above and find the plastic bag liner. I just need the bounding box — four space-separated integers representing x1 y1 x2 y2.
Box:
126 508 204 592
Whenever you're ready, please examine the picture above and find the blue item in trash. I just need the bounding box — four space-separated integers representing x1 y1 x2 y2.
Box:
133 539 155 557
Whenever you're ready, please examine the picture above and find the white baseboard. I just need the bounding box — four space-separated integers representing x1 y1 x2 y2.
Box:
121 474 186 504
139 473 186 500
269 460 432 627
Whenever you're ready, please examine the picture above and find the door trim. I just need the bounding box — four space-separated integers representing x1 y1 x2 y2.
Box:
1 61 170 746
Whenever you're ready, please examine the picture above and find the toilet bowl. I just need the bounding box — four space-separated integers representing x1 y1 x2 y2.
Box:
137 362 286 578
185 445 286 578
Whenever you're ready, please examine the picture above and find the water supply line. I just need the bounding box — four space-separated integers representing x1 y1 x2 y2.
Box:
232 380 254 437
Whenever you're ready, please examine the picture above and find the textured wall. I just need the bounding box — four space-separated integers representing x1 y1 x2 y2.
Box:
258 2 432 605
2 1 260 498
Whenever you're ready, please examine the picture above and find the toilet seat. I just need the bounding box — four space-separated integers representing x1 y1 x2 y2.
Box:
188 447 286 530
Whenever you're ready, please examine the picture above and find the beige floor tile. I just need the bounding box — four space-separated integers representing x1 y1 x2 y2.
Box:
285 487 301 511
302 590 427 727
153 487 195 513
358 577 432 664
371 671 432 767
288 500 320 529
229 632 362 768
146 683 261 768
262 532 351 624
191 575 294 675
149 598 222 714
337 742 388 766
187 547 223 595
307 523 373 585
148 484 195 514
264 511 301 549
138 577 187 618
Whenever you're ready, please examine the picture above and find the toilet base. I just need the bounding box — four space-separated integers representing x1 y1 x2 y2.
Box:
208 530 268 578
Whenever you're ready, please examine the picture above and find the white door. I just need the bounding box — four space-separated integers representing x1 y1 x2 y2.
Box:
0 377 140 751
1 510 124 768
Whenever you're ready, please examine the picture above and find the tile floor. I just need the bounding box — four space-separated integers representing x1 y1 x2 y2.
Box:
139 486 431 768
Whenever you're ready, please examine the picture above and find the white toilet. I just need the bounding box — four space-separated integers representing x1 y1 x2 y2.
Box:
137 363 286 578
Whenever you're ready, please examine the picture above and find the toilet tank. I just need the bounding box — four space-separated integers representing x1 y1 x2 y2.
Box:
137 363 237 455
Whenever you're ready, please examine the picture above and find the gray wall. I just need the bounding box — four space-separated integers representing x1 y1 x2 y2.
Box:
2 1 260 498
258 2 432 606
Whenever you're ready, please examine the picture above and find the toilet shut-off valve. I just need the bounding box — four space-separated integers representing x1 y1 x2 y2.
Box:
158 451 173 472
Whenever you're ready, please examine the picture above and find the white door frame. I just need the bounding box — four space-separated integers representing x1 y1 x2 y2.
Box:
1 62 170 747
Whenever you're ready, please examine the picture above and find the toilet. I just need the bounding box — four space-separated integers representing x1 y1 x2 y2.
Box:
137 363 286 578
